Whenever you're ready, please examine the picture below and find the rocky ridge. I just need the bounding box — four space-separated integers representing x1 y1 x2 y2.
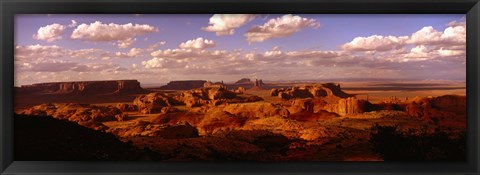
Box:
16 80 149 95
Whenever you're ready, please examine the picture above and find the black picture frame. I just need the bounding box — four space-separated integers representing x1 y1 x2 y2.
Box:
1 0 479 174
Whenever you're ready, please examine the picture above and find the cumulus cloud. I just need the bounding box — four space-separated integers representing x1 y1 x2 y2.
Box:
245 14 320 43
202 14 256 36
142 57 187 69
15 44 65 61
341 20 466 53
70 21 158 47
341 35 409 52
179 37 216 49
33 23 66 42
17 17 466 84
408 25 465 46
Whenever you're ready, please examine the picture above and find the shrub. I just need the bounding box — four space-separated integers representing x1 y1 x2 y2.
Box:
369 124 465 161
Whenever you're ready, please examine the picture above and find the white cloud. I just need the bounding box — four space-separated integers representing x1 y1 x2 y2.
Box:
147 41 166 51
71 21 158 42
115 48 143 58
437 48 465 57
341 20 465 53
179 37 216 49
202 14 256 36
142 57 187 69
117 37 136 48
245 14 320 43
403 45 431 61
69 48 110 60
15 44 65 61
408 25 465 46
68 20 78 28
150 48 232 60
15 44 112 61
408 26 444 45
16 58 125 73
341 35 409 52
33 23 66 42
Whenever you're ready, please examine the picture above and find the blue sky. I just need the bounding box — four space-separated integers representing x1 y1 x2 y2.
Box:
14 14 466 86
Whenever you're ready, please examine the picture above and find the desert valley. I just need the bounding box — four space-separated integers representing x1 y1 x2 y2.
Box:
14 14 467 161
14 78 466 161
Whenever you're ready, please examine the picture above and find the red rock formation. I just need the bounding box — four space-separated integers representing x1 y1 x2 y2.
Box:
405 95 466 119
249 79 265 90
19 103 123 130
288 98 314 114
322 97 364 115
133 93 177 114
108 120 199 138
278 92 293 100
16 80 148 95
198 109 244 135
174 87 237 107
116 103 137 112
203 81 227 88
270 83 352 100
159 80 207 90
222 103 290 119
115 114 128 121
235 78 252 84
234 87 246 94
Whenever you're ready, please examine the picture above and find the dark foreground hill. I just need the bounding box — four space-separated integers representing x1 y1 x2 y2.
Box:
14 114 159 161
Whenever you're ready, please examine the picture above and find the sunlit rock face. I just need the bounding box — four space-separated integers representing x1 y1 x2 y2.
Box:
405 95 466 119
19 103 123 130
271 83 367 116
133 92 178 114
270 83 352 100
173 87 237 107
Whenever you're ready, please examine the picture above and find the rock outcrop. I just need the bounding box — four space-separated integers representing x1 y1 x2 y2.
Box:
271 83 352 100
203 81 226 88
159 80 206 90
133 93 179 114
116 103 137 112
322 97 364 115
222 102 290 119
235 78 252 84
249 79 265 90
108 120 199 138
19 103 125 130
16 80 149 95
233 87 246 94
174 87 237 107
405 95 466 119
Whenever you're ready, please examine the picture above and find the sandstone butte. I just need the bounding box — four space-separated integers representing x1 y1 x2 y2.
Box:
159 80 207 90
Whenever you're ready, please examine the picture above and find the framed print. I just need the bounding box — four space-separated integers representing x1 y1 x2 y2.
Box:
1 0 479 174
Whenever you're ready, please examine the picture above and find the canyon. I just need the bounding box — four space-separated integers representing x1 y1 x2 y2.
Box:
14 79 466 161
